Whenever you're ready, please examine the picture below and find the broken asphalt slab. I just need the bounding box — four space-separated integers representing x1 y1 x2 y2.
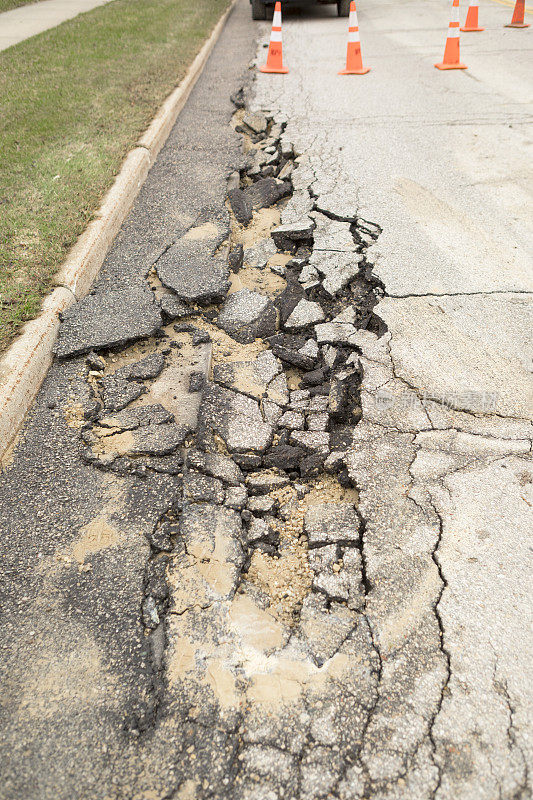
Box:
156 224 231 305
55 284 162 359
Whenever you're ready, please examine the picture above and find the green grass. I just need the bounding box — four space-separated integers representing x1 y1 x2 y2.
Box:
0 0 43 12
0 0 231 352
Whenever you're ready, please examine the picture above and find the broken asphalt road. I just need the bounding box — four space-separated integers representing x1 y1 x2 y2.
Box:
0 0 531 799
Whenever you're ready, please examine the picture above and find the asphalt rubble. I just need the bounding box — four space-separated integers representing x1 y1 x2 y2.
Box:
46 91 390 798
55 99 383 631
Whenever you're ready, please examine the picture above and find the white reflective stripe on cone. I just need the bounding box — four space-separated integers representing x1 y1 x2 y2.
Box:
348 31 361 42
270 30 282 41
448 26 460 36
273 9 282 26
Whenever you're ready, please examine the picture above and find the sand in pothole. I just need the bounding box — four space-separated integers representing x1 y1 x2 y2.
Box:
189 317 269 367
71 517 121 565
246 483 311 627
182 222 220 241
245 475 357 627
229 264 286 299
146 334 211 430
232 208 281 251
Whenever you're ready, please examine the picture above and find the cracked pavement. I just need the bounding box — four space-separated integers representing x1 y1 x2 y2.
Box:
251 1 532 797
0 0 531 799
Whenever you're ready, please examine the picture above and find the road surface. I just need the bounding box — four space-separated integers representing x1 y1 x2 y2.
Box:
0 0 531 798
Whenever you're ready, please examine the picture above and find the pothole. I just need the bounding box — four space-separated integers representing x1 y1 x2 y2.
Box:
67 91 386 754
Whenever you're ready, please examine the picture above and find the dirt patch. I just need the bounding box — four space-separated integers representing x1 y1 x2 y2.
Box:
229 264 286 298
244 474 356 627
232 207 281 250
190 317 269 367
183 222 220 241
71 516 122 565
92 429 136 458
64 401 85 429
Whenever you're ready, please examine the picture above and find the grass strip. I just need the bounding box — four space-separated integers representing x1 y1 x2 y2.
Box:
0 0 231 352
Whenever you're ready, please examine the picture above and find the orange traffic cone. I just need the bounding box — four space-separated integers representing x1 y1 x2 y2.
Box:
260 2 289 74
435 0 467 70
461 2 484 31
504 0 530 27
339 1 370 75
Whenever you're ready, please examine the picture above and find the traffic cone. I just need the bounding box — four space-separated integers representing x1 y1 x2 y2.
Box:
504 0 530 27
339 1 370 75
260 2 289 74
461 2 484 31
435 0 467 70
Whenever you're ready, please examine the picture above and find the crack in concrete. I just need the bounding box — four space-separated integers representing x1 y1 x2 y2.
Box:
426 497 452 800
491 656 531 800
387 340 531 424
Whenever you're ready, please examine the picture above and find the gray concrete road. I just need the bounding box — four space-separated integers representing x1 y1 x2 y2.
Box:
252 0 533 797
0 0 113 52
0 0 531 799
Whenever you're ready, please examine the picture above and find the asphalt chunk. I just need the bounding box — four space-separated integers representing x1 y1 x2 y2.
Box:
157 235 230 305
55 285 162 359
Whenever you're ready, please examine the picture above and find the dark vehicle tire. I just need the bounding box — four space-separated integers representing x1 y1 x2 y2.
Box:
338 0 351 16
252 0 267 19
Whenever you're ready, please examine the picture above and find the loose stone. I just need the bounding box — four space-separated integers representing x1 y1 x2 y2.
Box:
309 251 363 296
217 289 278 344
247 496 277 515
225 486 248 511
308 395 330 412
86 352 105 371
268 334 316 370
187 449 244 486
99 404 173 430
289 431 330 453
298 339 319 361
299 453 325 479
243 238 277 269
242 111 268 134
284 299 325 331
245 516 275 544
197 384 274 454
55 285 162 359
315 322 358 345
101 376 146 412
279 411 305 430
307 413 329 431
245 470 290 494
304 503 361 546
157 235 230 305
229 244 244 273
129 353 166 381
271 220 315 252
183 472 225 505
263 445 306 471
159 294 191 321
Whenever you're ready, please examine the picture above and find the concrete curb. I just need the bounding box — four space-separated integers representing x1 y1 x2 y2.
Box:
0 0 237 465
